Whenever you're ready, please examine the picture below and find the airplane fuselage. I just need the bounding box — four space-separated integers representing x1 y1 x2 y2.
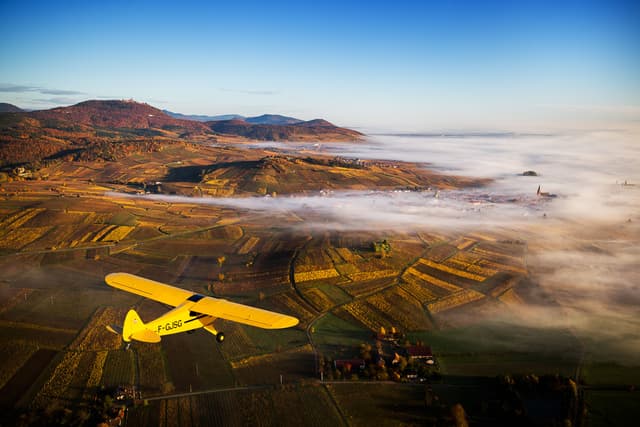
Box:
146 300 215 337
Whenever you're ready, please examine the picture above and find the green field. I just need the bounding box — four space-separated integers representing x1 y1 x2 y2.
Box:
407 321 582 377
585 390 640 427
326 383 428 427
312 313 371 359
162 331 235 393
582 362 640 386
436 353 577 377
243 323 308 354
409 320 581 355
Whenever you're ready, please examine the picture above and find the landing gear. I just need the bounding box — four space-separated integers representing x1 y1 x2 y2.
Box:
125 342 131 350
204 324 225 343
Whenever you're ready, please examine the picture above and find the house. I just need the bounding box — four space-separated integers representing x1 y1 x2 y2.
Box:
407 345 435 364
375 326 403 342
114 385 139 401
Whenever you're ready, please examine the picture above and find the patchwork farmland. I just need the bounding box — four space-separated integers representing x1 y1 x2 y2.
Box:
0 170 618 426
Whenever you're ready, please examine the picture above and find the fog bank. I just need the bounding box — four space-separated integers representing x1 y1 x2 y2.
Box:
111 129 640 361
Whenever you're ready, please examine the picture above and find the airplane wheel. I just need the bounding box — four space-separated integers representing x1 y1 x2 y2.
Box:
216 332 225 343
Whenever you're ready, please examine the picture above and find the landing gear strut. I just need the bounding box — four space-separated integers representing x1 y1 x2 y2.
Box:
204 324 225 343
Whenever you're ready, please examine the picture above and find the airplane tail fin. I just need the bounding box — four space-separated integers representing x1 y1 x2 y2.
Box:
119 309 161 343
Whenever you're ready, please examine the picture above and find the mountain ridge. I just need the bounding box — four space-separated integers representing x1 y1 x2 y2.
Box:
164 110 305 125
163 110 245 122
245 114 303 125
0 103 24 113
0 99 364 167
29 100 210 132
208 118 362 141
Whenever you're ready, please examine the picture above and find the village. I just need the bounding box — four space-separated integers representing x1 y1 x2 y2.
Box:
327 327 436 382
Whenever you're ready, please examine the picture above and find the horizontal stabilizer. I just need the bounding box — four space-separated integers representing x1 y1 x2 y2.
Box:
106 324 123 335
131 329 161 343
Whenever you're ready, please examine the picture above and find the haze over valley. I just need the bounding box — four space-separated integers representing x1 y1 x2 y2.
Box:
109 127 640 362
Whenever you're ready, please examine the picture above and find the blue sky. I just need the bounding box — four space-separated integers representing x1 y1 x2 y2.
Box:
1 0 638 130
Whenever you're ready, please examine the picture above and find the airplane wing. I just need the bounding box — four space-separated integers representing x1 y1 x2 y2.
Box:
190 297 299 329
105 272 193 307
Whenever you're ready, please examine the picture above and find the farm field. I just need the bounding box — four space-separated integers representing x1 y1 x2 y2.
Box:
325 383 429 426
584 390 640 427
163 332 235 393
127 384 346 427
436 353 578 378
0 174 636 426
581 362 640 387
312 313 373 359
0 349 57 408
409 321 581 356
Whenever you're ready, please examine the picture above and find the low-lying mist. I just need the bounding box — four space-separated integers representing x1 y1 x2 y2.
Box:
115 129 640 362
244 130 640 224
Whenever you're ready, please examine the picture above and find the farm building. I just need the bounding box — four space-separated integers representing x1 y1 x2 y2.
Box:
376 326 404 342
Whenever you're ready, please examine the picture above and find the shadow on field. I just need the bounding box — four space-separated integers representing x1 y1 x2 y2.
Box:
164 161 260 183
0 349 58 408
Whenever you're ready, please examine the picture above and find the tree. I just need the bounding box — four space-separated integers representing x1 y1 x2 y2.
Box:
359 343 372 361
425 387 434 407
567 378 578 398
162 381 175 394
375 339 383 356
372 239 392 258
102 395 113 411
376 366 389 381
398 355 408 372
451 403 469 427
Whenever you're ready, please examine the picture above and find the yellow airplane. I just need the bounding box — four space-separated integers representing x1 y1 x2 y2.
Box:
105 272 299 344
